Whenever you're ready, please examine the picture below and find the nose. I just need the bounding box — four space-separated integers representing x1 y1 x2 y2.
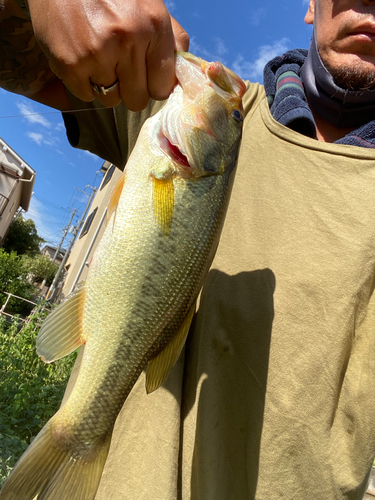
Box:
363 0 375 4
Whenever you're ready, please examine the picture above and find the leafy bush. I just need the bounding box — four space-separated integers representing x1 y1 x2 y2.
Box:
21 254 59 286
0 308 77 487
0 249 34 316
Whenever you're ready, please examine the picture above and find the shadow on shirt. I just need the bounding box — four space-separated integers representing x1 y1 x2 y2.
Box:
178 267 276 499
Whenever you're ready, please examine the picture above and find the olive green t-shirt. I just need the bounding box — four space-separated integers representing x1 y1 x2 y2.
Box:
64 83 375 499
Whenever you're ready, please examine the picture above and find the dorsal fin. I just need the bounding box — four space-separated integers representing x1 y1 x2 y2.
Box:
107 173 126 222
146 302 196 393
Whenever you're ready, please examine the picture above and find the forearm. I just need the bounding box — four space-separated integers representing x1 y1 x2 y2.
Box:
0 0 70 110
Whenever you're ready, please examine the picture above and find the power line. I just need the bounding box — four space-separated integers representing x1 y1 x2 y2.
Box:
47 186 97 300
33 194 71 212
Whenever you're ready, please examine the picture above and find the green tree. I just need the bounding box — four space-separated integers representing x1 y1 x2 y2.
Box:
0 249 34 315
21 254 59 286
3 217 45 256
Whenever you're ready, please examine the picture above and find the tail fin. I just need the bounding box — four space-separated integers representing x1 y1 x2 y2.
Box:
0 417 110 500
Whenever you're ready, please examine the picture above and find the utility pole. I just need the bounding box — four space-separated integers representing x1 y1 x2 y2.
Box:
46 186 97 302
52 209 77 262
39 209 77 294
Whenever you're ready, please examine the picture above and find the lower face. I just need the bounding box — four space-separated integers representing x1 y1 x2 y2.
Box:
314 0 375 89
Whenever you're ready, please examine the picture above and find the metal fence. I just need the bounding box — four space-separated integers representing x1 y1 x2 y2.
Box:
0 292 50 329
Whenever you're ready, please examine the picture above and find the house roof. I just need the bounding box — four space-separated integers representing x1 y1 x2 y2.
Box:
42 244 67 254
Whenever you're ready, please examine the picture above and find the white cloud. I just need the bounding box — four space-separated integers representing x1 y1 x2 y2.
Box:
24 196 60 245
16 101 52 127
165 1 176 12
27 132 44 145
213 38 228 57
26 131 59 147
55 122 65 131
76 191 91 204
42 137 58 147
189 37 228 65
84 150 101 161
250 7 267 26
233 38 290 82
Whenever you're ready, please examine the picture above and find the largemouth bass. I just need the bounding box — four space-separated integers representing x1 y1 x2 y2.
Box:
0 52 245 500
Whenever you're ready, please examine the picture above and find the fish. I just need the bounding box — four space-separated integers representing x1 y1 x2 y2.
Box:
0 52 246 500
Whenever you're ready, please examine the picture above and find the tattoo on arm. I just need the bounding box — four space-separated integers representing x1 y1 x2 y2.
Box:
0 11 56 95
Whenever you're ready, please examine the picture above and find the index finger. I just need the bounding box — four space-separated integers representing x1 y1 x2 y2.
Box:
145 12 177 101
170 16 190 52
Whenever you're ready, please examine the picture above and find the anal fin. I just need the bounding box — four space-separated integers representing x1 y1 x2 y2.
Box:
36 285 86 363
146 302 196 394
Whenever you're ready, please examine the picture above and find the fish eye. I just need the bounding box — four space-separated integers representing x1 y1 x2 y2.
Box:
231 109 243 123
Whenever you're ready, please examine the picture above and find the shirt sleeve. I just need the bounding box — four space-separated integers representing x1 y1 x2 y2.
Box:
62 91 165 170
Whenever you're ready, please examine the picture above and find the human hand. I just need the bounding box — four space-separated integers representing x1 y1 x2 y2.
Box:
27 0 190 110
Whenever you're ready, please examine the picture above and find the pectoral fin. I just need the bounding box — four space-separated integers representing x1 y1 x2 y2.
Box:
36 285 86 363
146 302 196 394
152 176 174 234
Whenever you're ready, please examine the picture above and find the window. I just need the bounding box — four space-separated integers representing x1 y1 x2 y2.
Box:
100 164 116 190
79 207 98 238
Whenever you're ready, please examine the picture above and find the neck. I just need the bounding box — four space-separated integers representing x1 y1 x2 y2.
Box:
310 107 354 142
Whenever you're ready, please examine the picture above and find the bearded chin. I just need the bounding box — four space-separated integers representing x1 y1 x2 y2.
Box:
301 28 375 129
322 58 375 91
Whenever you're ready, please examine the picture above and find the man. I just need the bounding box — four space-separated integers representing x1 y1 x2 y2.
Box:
2 0 375 499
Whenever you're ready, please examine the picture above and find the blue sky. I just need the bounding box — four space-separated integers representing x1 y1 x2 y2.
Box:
0 0 313 248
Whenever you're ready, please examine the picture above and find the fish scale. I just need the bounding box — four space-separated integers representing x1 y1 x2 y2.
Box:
0 52 246 500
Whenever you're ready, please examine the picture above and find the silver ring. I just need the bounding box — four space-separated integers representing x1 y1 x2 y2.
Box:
91 79 119 96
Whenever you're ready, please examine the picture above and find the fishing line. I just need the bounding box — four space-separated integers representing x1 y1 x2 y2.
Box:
0 108 107 120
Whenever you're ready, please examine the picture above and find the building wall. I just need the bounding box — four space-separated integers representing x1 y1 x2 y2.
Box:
62 163 122 296
41 245 65 265
0 178 22 246
0 168 17 207
0 138 35 246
